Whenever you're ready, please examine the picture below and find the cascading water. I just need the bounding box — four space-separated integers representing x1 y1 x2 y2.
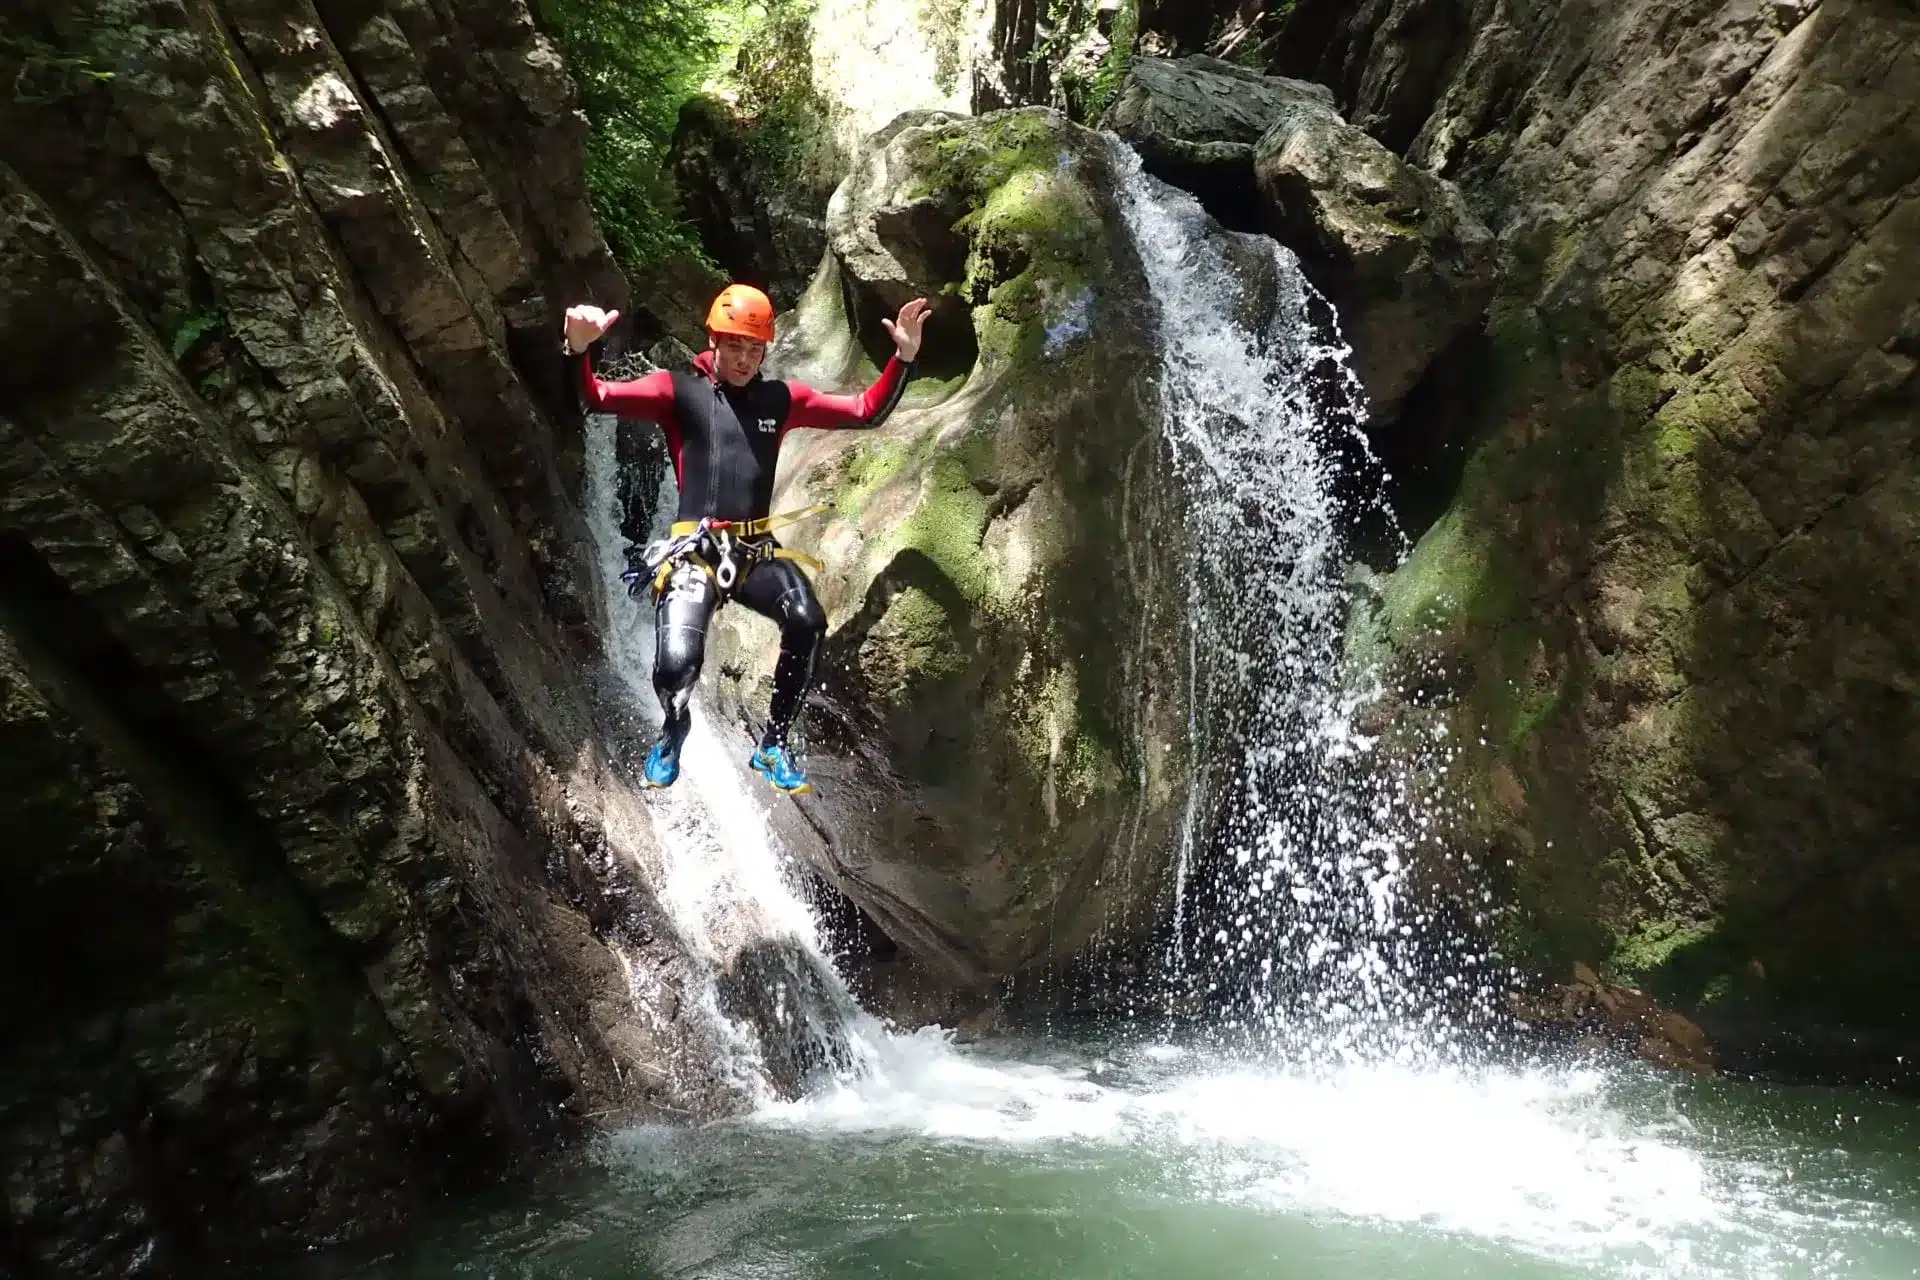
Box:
581 387 882 1103
1104 140 1494 1060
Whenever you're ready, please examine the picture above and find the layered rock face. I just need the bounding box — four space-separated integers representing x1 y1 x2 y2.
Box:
0 1 741 1272
1290 0 1920 1058
704 110 1194 994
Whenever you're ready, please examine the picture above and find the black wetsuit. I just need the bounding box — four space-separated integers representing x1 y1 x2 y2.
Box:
579 347 909 753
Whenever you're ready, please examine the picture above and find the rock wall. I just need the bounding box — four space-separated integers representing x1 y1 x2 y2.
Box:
1294 0 1920 1066
1100 54 1498 426
0 1 741 1273
954 0 1920 1069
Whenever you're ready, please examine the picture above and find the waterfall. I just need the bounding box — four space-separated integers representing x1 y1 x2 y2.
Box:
1107 139 1495 1064
582 391 883 1104
573 140 1494 1105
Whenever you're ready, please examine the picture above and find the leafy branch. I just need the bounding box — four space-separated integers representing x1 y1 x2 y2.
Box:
170 312 224 362
2 29 115 104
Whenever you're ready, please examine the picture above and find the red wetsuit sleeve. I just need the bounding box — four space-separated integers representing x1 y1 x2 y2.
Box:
784 356 911 433
578 354 674 417
575 353 683 480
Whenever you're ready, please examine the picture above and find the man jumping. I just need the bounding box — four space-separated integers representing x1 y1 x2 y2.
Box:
563 285 931 795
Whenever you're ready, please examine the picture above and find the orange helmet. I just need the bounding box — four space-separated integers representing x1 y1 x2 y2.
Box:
706 284 776 344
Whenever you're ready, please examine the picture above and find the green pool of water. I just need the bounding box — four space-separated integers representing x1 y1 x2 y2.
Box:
292 1029 1920 1279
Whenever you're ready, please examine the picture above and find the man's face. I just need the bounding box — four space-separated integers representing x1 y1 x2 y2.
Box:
711 333 767 386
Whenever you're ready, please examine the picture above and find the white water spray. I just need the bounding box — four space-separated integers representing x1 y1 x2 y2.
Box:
1105 139 1486 1060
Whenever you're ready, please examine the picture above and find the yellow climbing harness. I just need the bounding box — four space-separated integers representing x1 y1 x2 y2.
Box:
666 503 833 541
638 504 833 601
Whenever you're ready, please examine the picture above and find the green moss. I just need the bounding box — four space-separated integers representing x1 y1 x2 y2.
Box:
862 585 966 709
899 452 996 604
893 112 1113 376
1506 666 1568 751
1085 0 1139 121
999 659 1124 813
1374 504 1503 641
902 111 1068 203
1065 722 1122 805
834 437 912 519
1607 364 1669 426
1648 374 1753 455
1609 917 1716 983
1543 227 1587 289
903 372 968 407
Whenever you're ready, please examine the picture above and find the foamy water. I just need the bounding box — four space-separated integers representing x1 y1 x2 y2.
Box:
723 1030 1915 1279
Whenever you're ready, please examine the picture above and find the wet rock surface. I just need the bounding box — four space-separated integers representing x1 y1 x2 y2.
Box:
1321 0 1920 1061
1510 963 1717 1077
1252 92 1497 419
0 0 750 1272
1102 53 1336 177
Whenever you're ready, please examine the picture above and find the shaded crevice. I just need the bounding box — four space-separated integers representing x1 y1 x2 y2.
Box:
841 262 980 383
1369 320 1498 550
1133 151 1270 236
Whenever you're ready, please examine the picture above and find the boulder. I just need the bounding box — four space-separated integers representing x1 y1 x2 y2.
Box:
1510 963 1717 1077
1104 55 1496 422
706 108 1202 991
1253 95 1498 419
1102 53 1335 181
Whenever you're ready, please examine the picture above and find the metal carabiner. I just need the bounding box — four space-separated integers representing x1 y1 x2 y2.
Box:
713 528 737 592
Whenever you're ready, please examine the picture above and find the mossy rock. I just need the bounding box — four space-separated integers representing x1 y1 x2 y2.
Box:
713 108 1186 988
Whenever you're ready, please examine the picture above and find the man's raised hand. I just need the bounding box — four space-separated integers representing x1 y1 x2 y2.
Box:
565 304 620 354
882 298 933 363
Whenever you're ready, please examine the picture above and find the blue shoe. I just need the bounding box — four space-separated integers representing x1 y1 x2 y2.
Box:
750 744 812 794
642 737 681 788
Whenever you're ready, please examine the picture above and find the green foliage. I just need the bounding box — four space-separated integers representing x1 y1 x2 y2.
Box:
170 312 223 362
918 0 970 96
1 18 143 106
1211 0 1291 68
1036 0 1141 124
534 0 723 269
717 0 845 201
535 0 844 271
1085 0 1139 121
